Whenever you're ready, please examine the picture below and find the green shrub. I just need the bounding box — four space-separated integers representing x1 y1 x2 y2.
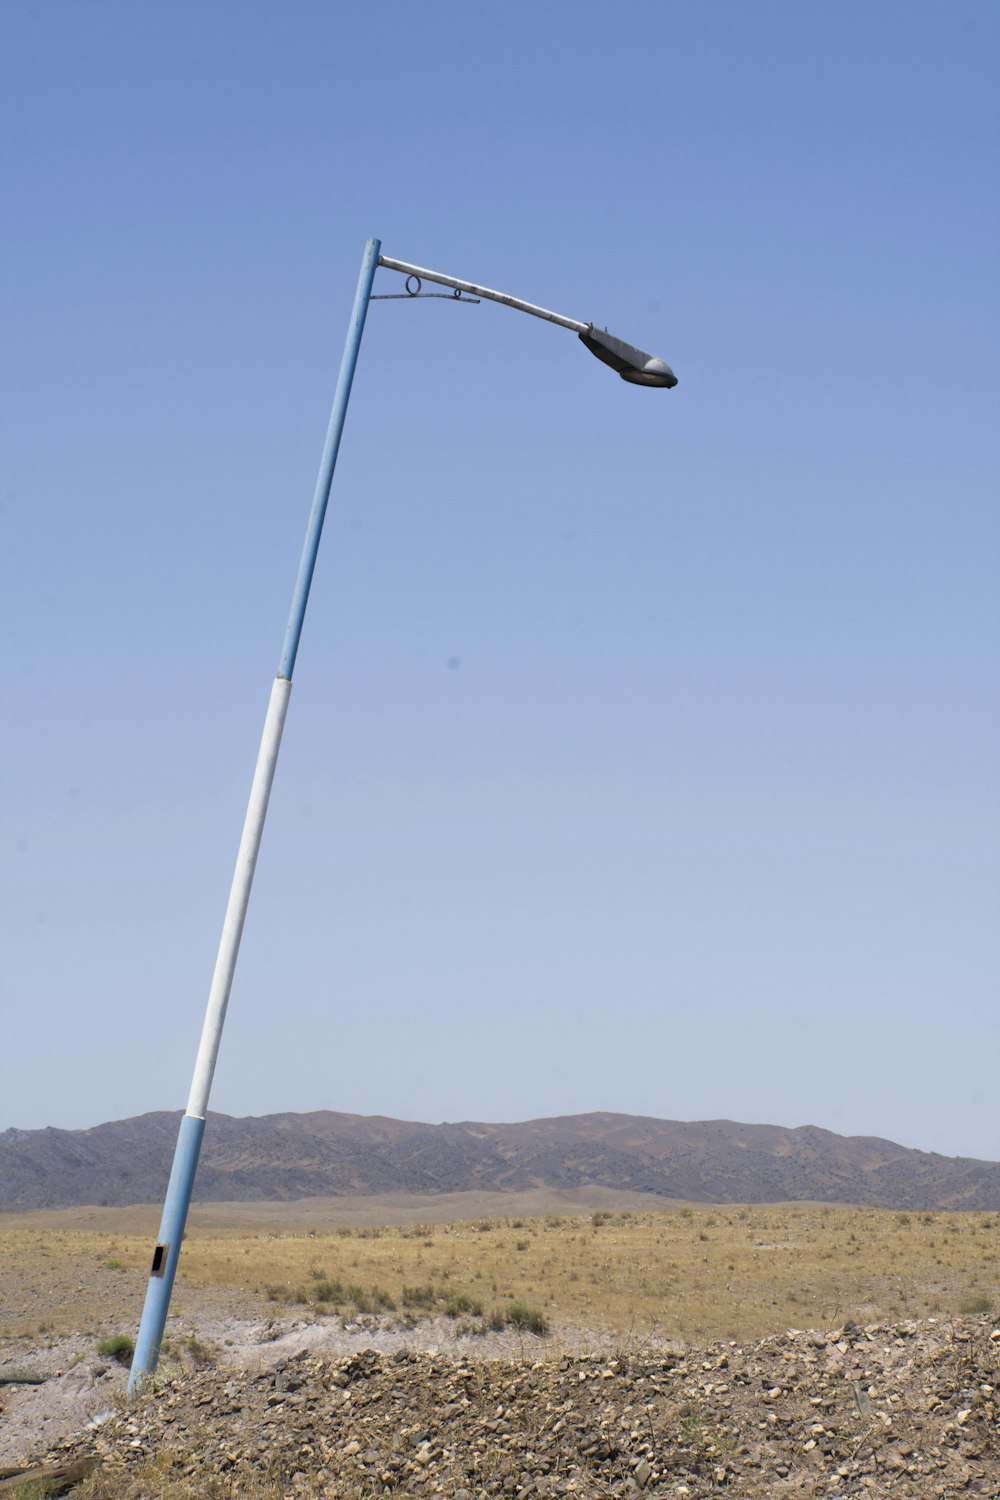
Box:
345 1284 373 1314
958 1292 993 1314
504 1302 548 1336
183 1333 213 1367
402 1284 436 1308
311 1278 344 1303
402 1284 481 1317
442 1291 482 1318
97 1334 134 1363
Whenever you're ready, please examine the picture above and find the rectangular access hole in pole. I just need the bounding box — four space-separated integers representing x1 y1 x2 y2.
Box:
150 1244 168 1277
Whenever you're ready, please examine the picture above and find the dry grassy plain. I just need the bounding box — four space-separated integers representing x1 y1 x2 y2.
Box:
2 1194 997 1345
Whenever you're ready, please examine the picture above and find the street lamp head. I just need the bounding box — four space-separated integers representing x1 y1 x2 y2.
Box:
579 325 678 388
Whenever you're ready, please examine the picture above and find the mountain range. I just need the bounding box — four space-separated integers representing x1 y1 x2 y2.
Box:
1 1110 997 1212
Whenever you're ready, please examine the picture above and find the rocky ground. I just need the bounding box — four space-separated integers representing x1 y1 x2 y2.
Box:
1 1307 643 1469
4 1313 996 1498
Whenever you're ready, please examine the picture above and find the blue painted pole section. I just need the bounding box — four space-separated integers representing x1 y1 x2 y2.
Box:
279 236 381 681
129 1113 205 1383
128 239 380 1394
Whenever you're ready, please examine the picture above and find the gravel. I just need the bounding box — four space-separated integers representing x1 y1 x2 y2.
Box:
16 1313 999 1497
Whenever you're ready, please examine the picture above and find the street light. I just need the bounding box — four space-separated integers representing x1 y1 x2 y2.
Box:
128 237 677 1391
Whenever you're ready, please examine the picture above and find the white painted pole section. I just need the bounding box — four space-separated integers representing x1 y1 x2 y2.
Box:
186 675 292 1119
376 255 588 334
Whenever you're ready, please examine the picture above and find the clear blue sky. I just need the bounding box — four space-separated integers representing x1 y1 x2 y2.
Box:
2 1 998 1162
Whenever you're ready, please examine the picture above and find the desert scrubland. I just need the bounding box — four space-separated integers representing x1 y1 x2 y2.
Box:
1 1199 997 1345
1 1200 997 1498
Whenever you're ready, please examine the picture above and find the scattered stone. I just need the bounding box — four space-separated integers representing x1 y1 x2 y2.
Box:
11 1315 998 1498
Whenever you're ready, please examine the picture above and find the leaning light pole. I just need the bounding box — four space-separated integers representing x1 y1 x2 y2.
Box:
128 237 676 1391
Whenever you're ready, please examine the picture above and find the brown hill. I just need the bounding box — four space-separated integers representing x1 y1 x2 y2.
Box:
0 1110 996 1212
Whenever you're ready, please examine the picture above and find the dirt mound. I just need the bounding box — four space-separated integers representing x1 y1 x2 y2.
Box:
33 1315 1000 1498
